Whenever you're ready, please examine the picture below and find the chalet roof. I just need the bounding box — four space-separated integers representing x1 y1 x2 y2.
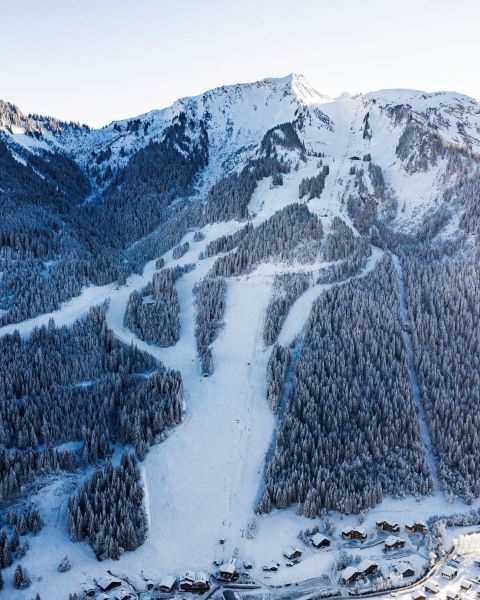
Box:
159 575 176 589
219 562 236 575
311 532 330 545
342 566 359 581
442 566 458 577
398 564 414 574
284 545 302 556
181 570 195 582
377 519 399 527
195 572 208 584
358 559 378 572
406 520 427 528
385 535 405 546
96 576 122 591
412 591 426 600
425 582 440 592
342 525 366 535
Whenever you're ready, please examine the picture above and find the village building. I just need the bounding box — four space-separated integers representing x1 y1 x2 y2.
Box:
342 526 367 541
113 590 133 600
243 560 253 570
460 581 472 591
283 545 302 560
358 560 378 577
376 519 400 534
446 591 459 600
96 576 123 592
341 566 360 585
262 561 279 572
218 560 238 581
397 564 415 578
179 571 196 591
384 535 406 551
159 575 176 593
84 586 96 598
193 572 210 592
406 521 428 534
412 591 426 600
442 566 458 579
311 533 331 548
424 581 440 594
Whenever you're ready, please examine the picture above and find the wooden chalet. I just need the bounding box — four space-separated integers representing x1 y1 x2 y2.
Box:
376 519 400 534
311 532 331 548
397 564 415 578
406 521 428 534
412 591 426 600
218 560 238 581
96 576 122 592
442 566 458 580
424 581 440 594
384 535 406 551
159 575 176 593
358 560 378 577
179 570 196 591
342 526 367 541
341 566 360 585
283 545 302 560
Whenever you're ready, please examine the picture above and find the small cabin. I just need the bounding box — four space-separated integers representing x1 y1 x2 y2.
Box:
377 520 400 534
311 533 331 548
283 545 302 560
243 560 253 570
460 581 472 591
442 566 458 580
341 566 360 585
424 582 440 594
218 561 238 581
193 572 210 592
358 560 378 577
84 586 96 598
406 521 428 534
96 577 123 592
412 591 426 600
446 591 459 600
384 535 406 551
113 590 133 600
397 565 415 578
262 561 279 572
180 570 196 591
159 575 176 593
342 526 367 541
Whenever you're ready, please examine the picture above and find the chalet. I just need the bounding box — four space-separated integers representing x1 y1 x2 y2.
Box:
384 535 406 551
358 560 378 577
460 581 472 591
376 520 400 534
145 580 154 591
424 582 440 594
446 591 459 600
96 577 123 592
442 566 458 579
406 521 428 534
342 526 367 541
243 560 253 570
283 545 302 560
193 572 210 592
84 586 96 598
397 564 415 578
113 590 133 600
159 575 176 593
262 561 279 572
218 560 238 581
311 533 331 548
180 571 196 591
412 591 426 600
341 566 359 585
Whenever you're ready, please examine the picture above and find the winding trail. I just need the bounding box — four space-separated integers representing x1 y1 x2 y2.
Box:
391 253 441 493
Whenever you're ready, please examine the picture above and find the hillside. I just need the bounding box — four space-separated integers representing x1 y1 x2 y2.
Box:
1 74 480 599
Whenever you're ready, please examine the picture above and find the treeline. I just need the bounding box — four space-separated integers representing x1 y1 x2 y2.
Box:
194 276 227 375
200 223 253 260
259 258 432 516
298 165 329 200
263 272 311 346
0 306 183 498
404 257 480 500
265 344 291 413
124 265 194 347
67 450 147 560
211 204 323 277
318 236 372 284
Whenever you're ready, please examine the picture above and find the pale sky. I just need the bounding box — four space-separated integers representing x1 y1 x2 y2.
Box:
1 0 478 128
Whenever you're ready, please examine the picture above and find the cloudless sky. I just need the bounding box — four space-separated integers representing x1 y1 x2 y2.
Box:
1 0 479 127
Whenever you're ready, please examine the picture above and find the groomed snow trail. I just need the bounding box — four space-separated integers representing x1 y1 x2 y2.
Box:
391 253 441 493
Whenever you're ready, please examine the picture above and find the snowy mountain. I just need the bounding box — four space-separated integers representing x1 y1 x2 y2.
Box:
1 75 480 599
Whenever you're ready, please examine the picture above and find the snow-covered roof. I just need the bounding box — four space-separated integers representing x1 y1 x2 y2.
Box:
406 520 427 528
342 525 366 535
442 565 458 577
412 591 425 600
159 575 176 589
377 519 399 527
283 545 302 557
195 572 208 584
311 532 329 545
96 576 122 591
341 566 359 581
424 581 440 592
385 535 406 546
358 559 378 572
181 570 195 582
398 564 414 574
219 562 236 574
